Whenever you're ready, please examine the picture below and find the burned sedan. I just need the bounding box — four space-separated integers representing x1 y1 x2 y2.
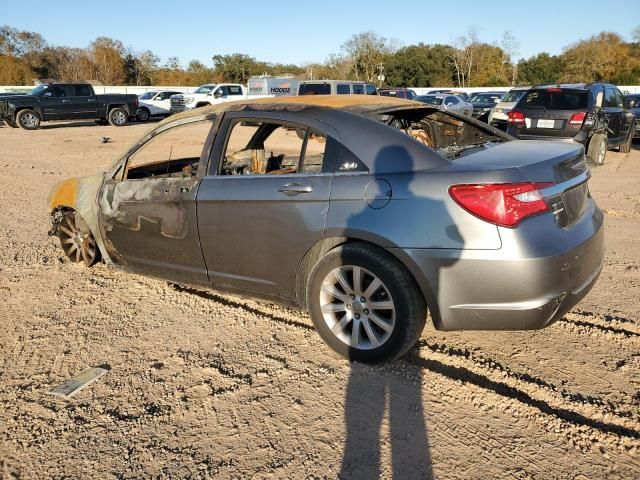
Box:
47 96 604 363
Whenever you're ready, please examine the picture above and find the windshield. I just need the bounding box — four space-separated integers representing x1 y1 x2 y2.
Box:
501 90 527 103
193 85 215 94
521 89 589 110
415 95 443 106
470 93 503 103
29 85 49 96
625 95 640 108
138 91 158 100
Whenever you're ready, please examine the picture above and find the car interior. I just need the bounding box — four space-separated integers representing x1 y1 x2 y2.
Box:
221 121 326 175
383 108 507 159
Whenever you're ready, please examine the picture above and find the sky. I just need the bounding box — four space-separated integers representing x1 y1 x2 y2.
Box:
2 0 639 67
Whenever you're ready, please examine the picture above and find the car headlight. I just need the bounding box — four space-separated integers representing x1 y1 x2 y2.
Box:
483 107 492 111
494 108 504 113
184 96 194 103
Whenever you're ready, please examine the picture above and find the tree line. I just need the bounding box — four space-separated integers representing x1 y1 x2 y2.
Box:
1 25 639 87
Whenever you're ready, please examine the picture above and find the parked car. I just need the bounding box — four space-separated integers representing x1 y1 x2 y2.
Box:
170 83 246 114
298 80 377 96
469 91 506 122
507 83 635 165
426 89 471 102
624 94 640 139
47 95 604 363
137 90 184 121
247 76 299 97
0 83 139 130
488 87 531 131
379 88 417 100
415 94 473 115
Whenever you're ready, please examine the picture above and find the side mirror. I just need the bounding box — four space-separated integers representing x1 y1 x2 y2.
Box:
214 90 224 98
629 100 637 108
494 98 501 103
43 92 52 97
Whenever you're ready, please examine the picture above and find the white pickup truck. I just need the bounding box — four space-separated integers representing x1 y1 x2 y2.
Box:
170 83 246 114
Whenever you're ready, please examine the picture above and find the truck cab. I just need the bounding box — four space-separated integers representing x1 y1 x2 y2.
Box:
169 84 246 114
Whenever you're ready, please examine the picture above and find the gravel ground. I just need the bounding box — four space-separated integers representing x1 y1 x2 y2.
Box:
0 120 638 479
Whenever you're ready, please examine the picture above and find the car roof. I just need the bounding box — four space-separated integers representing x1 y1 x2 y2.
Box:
163 95 422 124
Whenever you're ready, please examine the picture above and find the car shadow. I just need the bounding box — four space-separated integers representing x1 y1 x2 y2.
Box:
338 144 462 479
38 118 162 130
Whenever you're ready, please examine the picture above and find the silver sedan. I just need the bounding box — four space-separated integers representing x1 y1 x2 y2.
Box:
415 94 474 115
47 96 604 363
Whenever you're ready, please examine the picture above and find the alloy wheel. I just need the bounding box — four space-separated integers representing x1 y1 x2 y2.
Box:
58 215 98 267
319 265 396 350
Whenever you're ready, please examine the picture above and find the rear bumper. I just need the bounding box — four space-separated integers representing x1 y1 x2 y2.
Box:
506 129 590 147
393 201 605 330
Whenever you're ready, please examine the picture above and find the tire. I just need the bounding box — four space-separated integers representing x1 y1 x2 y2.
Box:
57 212 99 267
108 107 128 127
619 127 633 153
137 107 150 122
307 242 427 364
16 109 41 130
587 133 607 166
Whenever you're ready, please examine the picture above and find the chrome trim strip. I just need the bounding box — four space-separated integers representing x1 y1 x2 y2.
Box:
540 170 591 197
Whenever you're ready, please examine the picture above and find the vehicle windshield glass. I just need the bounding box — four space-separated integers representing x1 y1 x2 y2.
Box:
415 95 443 106
501 90 527 103
139 91 158 100
299 83 331 95
521 89 589 110
625 95 640 108
193 85 215 94
470 93 503 103
29 85 49 96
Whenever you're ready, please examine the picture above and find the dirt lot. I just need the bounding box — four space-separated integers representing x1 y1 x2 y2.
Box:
0 120 638 479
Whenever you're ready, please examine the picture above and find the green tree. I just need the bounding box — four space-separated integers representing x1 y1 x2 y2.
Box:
517 53 563 85
384 43 455 87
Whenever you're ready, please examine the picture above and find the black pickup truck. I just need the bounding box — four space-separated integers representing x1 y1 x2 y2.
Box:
0 83 139 130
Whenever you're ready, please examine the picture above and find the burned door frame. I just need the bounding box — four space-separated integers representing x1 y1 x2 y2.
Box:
97 113 221 284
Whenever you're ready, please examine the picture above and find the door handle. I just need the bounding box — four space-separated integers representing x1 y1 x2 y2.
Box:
278 183 313 196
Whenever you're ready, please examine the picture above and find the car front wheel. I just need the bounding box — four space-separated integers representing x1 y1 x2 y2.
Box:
587 133 607 166
307 242 427 363
16 109 41 130
137 107 150 122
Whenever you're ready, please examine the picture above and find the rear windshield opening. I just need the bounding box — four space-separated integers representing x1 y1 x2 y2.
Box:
520 90 589 110
384 109 507 160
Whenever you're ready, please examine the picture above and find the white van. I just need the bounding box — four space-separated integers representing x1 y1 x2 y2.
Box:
248 76 299 97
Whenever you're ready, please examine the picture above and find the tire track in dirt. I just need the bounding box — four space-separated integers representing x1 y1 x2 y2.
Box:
168 284 640 448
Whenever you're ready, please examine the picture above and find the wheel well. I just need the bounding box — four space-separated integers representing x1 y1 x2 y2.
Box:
49 206 75 236
107 104 126 113
295 237 436 326
15 107 40 118
195 102 211 108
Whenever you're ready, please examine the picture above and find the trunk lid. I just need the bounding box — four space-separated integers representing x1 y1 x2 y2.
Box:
451 140 590 227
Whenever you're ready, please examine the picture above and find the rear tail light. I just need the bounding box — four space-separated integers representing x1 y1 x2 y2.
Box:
449 182 553 227
569 111 587 126
507 111 525 124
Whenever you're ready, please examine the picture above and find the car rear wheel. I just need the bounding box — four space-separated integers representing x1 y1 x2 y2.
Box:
619 128 633 153
307 242 427 363
137 107 150 122
108 107 128 127
587 133 607 166
57 212 99 267
16 109 41 130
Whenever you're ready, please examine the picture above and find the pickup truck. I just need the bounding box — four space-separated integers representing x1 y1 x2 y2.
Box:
169 83 246 114
0 83 139 130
